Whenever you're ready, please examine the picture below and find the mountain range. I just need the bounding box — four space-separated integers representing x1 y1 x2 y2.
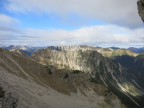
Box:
0 45 144 108
2 45 143 56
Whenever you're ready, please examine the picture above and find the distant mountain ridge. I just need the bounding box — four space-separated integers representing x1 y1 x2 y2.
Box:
2 45 143 57
127 47 144 54
1 45 46 56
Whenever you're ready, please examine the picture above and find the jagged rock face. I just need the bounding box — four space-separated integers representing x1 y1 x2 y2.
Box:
33 46 122 75
137 0 144 21
34 46 137 67
33 46 144 107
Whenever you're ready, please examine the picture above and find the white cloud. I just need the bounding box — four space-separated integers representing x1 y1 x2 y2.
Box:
6 0 143 27
3 24 142 47
0 14 22 46
0 14 143 47
0 14 20 26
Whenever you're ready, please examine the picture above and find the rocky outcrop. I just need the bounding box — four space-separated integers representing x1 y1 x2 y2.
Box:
137 0 144 21
0 86 18 108
2 92 18 108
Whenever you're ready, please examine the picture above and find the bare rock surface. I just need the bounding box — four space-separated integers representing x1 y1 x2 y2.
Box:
138 0 144 21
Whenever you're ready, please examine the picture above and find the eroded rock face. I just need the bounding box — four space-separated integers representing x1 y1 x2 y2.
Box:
137 0 144 21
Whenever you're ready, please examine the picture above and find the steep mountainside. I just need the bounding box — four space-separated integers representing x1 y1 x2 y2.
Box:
114 54 144 87
33 46 144 108
0 48 126 108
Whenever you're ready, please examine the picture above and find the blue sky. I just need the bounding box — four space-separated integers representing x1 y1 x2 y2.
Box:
0 0 144 47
